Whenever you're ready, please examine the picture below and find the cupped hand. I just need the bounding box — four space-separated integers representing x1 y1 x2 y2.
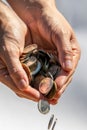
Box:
0 1 43 102
8 0 81 104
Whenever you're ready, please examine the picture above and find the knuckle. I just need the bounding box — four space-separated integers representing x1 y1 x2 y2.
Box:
0 69 8 78
9 67 18 76
9 67 22 79
77 47 81 60
0 44 19 60
63 49 73 60
58 28 71 38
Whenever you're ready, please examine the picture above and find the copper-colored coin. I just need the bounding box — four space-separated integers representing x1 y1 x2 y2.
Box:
46 81 57 99
39 77 54 95
22 63 32 82
32 75 44 90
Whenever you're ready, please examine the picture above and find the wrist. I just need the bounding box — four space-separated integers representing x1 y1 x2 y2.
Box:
0 1 11 23
7 0 56 22
0 1 27 41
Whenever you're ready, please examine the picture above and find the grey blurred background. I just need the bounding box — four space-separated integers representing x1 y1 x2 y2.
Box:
56 0 87 29
0 0 87 130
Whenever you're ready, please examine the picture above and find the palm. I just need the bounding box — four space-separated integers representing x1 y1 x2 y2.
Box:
26 11 57 54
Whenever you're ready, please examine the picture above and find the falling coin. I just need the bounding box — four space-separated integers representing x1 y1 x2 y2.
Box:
48 114 54 130
38 99 50 114
51 118 57 130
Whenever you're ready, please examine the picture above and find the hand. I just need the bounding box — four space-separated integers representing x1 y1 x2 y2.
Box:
0 1 43 102
7 0 81 104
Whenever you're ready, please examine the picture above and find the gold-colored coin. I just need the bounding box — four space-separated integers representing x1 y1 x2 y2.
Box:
22 44 38 54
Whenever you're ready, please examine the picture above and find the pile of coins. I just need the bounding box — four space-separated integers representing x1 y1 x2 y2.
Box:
20 44 61 114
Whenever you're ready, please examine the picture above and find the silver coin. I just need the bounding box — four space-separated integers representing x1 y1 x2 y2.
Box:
48 114 54 129
26 56 37 67
31 61 41 76
51 118 57 130
38 99 50 114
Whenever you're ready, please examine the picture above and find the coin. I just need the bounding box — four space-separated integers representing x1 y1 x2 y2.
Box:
51 118 57 130
39 77 57 99
48 114 54 129
31 74 44 89
46 81 57 99
47 65 61 79
38 99 50 114
39 77 53 95
22 44 38 54
31 61 41 76
22 63 32 82
26 56 37 68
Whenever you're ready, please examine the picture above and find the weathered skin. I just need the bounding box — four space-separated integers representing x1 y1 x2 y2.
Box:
0 0 81 104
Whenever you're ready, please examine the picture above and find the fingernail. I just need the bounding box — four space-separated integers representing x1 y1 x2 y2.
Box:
18 79 28 91
65 60 72 70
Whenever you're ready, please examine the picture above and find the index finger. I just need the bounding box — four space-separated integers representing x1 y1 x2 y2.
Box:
0 67 42 102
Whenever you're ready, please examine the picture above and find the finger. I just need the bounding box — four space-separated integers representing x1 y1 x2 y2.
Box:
57 39 73 71
16 93 37 101
55 76 72 99
71 37 81 69
52 32 73 71
49 76 72 105
48 99 58 105
51 58 75 105
23 87 43 101
54 67 74 98
0 68 42 102
55 69 71 90
54 35 80 90
0 68 19 93
1 43 29 91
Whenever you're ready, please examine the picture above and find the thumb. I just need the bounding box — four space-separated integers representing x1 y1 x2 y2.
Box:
2 44 29 91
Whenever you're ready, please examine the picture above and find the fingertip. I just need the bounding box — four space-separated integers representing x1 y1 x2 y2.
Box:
63 60 73 71
23 86 43 101
17 78 29 91
8 62 29 91
48 99 58 105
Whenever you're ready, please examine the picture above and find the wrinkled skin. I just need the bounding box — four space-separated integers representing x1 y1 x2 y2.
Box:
0 1 42 102
0 0 81 104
